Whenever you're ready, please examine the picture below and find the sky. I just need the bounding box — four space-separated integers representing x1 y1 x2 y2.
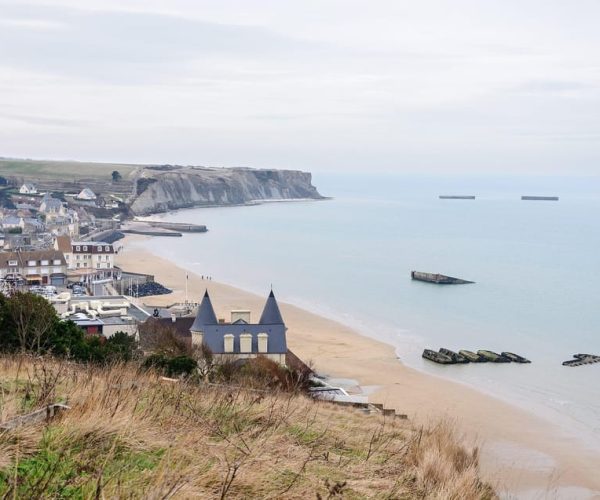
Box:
1 0 600 174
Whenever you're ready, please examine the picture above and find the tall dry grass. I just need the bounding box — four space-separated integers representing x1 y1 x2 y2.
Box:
0 355 496 498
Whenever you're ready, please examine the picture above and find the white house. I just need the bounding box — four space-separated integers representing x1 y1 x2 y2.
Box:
1 215 23 231
39 195 67 220
54 236 115 281
19 183 37 195
76 188 97 201
0 250 67 285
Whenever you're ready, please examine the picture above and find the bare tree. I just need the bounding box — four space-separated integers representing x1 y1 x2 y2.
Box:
192 342 214 380
137 319 190 357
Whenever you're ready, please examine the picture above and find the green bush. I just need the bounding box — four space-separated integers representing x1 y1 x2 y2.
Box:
0 292 137 364
141 353 197 377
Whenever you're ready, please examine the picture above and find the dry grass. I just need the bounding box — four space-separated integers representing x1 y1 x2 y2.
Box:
0 356 496 499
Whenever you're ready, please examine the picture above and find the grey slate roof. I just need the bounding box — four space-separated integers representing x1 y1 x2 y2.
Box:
259 290 284 325
190 290 218 331
188 290 287 355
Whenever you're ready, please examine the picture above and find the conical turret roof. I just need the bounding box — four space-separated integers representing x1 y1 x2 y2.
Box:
190 290 218 331
259 290 284 325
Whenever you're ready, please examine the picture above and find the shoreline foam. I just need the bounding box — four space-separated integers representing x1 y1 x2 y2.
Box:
116 234 600 497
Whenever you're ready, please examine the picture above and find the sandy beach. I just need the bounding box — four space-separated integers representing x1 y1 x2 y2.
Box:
116 235 600 498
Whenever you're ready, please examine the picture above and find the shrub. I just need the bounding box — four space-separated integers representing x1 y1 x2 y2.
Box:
141 354 198 377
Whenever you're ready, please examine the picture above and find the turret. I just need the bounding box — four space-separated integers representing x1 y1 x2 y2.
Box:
259 290 284 325
190 290 218 333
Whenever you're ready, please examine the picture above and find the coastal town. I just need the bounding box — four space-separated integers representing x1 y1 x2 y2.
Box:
0 175 298 367
3 1 600 496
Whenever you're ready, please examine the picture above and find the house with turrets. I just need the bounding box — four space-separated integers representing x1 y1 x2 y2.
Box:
145 290 288 365
190 290 287 364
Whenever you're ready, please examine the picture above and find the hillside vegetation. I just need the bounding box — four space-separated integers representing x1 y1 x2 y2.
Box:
0 356 495 499
0 159 139 181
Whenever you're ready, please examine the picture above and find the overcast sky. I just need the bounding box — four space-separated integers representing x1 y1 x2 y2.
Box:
1 0 600 174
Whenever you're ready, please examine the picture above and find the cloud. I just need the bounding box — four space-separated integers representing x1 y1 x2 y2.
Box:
0 4 327 84
1 0 600 173
0 17 66 30
0 112 89 127
513 80 591 94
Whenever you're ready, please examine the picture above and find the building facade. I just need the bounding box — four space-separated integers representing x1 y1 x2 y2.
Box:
0 250 67 285
19 183 37 195
54 236 115 282
189 290 288 364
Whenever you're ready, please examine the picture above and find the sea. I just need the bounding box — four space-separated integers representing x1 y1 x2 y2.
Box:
134 172 600 451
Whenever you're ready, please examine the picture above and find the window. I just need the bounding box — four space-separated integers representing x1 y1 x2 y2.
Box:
53 259 61 265
258 333 269 354
96 263 100 269
76 263 80 268
8 260 17 266
27 260 36 266
41 260 49 266
83 246 87 251
76 246 80 251
97 246 102 251
240 333 252 354
224 334 234 353
105 246 110 251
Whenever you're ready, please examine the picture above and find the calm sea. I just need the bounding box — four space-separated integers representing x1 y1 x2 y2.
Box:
135 173 600 449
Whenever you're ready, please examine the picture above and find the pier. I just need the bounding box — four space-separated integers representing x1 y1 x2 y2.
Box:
521 196 559 201
147 221 207 232
439 195 476 199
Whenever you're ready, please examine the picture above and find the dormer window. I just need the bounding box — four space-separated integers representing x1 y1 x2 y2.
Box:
76 246 80 251
27 260 36 266
83 246 87 251
97 246 102 251
105 246 110 251
8 260 17 266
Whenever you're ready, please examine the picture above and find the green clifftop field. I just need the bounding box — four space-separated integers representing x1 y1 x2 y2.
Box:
0 158 140 181
0 356 495 499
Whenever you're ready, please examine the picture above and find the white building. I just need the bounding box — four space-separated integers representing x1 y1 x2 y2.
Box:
19 183 37 195
0 250 67 285
76 188 97 201
39 195 67 220
54 236 115 282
